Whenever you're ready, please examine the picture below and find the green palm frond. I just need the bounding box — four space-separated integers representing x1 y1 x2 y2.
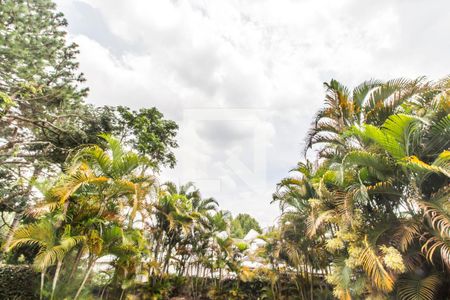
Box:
424 114 450 155
9 220 55 250
352 79 384 111
382 114 424 156
99 134 124 165
33 247 63 271
103 225 124 245
74 134 145 179
10 221 84 271
364 78 421 124
342 150 393 180
51 165 109 204
350 114 424 160
74 145 112 176
34 236 84 271
351 124 403 159
367 181 401 196
397 274 441 300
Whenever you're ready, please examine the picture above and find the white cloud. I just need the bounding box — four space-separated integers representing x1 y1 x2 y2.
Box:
56 0 450 226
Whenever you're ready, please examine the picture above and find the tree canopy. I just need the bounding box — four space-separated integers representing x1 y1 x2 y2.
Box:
231 213 262 239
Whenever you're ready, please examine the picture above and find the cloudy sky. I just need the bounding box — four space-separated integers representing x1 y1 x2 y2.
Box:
55 0 450 226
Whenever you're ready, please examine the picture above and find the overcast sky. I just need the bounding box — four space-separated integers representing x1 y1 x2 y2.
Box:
55 0 450 226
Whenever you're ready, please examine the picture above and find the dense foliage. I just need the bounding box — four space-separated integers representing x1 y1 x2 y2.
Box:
0 1 259 299
0 265 38 299
271 78 450 299
0 1 449 300
0 0 178 254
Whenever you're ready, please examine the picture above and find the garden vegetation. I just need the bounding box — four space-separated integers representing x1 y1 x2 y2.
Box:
0 0 449 299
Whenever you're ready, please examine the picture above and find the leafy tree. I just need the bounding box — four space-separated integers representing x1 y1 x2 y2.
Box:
116 106 178 169
0 0 108 251
231 213 262 239
0 0 179 256
8 135 157 298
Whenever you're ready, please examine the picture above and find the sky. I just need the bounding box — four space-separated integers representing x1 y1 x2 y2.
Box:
55 0 450 226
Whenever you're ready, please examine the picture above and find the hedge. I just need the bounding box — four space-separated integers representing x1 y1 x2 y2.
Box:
0 264 38 299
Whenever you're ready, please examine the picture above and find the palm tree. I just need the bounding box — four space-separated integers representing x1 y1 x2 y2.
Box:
70 134 157 229
275 76 450 299
306 78 431 157
72 225 124 300
9 220 84 300
19 135 156 298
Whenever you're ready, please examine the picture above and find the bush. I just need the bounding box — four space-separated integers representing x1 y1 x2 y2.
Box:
0 264 38 299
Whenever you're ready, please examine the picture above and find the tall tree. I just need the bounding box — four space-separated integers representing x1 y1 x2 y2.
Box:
0 0 179 255
231 213 262 238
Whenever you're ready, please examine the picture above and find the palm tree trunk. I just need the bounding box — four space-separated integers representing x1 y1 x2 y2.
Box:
68 247 83 281
51 260 63 300
309 264 314 300
100 284 107 300
195 262 200 296
40 269 46 300
119 288 125 300
74 259 95 300
163 244 173 274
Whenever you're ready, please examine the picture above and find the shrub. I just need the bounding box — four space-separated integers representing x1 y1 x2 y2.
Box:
0 264 38 299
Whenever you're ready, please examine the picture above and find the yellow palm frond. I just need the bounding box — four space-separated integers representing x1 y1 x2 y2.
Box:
360 239 395 292
403 155 450 178
392 219 421 252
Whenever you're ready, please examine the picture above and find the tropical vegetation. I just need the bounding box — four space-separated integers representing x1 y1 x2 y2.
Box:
271 78 450 299
0 0 449 299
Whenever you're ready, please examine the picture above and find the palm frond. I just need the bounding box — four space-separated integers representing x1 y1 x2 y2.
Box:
360 239 395 292
392 219 421 252
397 274 441 300
306 209 334 237
343 150 393 179
9 221 55 251
423 114 450 155
421 234 450 270
418 200 450 237
367 181 401 196
352 79 384 111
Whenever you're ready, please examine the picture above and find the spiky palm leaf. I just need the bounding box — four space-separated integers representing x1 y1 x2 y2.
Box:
306 209 334 237
423 114 450 156
359 239 395 292
392 218 421 252
397 274 441 300
9 221 84 271
421 234 450 270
